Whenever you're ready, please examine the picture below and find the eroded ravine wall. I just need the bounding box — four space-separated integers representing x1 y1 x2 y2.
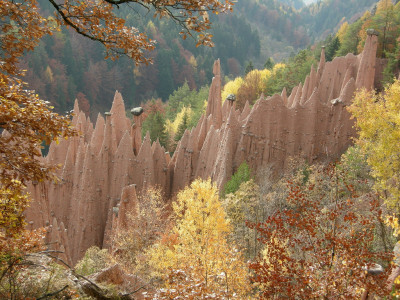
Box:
26 33 380 264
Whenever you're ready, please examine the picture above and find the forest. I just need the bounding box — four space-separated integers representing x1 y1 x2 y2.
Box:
2 0 400 298
21 0 377 118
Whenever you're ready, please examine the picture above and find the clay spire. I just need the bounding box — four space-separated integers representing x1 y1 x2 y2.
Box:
110 91 131 147
317 46 326 80
281 87 288 105
205 59 223 128
72 99 80 127
356 30 378 90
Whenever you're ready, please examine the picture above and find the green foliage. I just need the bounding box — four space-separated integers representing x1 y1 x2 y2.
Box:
382 44 400 85
166 82 208 123
266 49 317 96
325 35 341 61
301 0 377 38
264 57 275 70
156 49 175 100
336 18 365 57
332 0 400 62
141 111 169 149
224 180 264 259
223 161 251 196
210 13 261 69
339 146 372 187
244 61 254 75
75 246 112 276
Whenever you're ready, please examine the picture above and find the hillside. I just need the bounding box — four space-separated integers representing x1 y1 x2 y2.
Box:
5 1 400 298
16 32 400 298
21 0 380 118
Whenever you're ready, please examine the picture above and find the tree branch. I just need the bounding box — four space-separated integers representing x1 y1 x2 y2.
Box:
47 0 109 45
37 285 69 300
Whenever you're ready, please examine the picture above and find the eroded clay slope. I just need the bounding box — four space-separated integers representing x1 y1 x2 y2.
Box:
26 33 380 264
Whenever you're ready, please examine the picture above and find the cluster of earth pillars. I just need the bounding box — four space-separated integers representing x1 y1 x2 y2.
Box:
25 33 383 265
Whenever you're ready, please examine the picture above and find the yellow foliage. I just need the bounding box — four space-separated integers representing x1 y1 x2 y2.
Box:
222 76 244 102
188 55 197 68
272 63 286 73
261 236 289 273
336 21 349 43
113 187 169 277
248 68 271 81
0 180 28 237
349 80 400 209
385 215 400 237
44 65 54 83
146 20 157 37
357 14 373 53
147 178 250 297
236 69 271 106
377 0 394 12
165 106 193 136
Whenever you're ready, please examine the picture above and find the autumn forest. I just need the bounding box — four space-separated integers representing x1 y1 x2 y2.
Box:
3 0 400 299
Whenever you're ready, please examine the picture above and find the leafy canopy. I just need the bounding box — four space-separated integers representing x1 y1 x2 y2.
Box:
349 79 400 209
249 163 392 299
147 178 250 298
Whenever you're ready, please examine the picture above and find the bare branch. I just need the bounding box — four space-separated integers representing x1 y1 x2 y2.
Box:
37 285 69 300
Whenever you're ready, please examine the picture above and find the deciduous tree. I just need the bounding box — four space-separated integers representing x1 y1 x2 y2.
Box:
249 164 392 299
147 179 250 298
349 80 400 210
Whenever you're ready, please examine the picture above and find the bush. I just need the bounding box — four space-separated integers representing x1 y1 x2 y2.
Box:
223 161 251 196
75 246 112 276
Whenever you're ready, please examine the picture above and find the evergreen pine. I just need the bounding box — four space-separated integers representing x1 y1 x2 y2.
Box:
326 36 341 61
264 57 275 70
244 61 254 75
142 112 169 149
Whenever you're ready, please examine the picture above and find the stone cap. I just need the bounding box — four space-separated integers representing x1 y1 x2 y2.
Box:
366 28 379 36
130 107 144 116
226 94 236 102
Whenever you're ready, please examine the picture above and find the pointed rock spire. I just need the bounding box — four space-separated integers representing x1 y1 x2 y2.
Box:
72 99 80 127
356 31 378 90
317 46 326 80
110 91 131 146
205 59 223 128
281 87 288 106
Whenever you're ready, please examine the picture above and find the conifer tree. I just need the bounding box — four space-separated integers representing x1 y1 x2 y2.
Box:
141 111 169 149
245 60 254 75
264 57 275 70
326 36 341 61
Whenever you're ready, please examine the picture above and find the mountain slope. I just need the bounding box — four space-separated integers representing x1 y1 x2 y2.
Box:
23 0 380 117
